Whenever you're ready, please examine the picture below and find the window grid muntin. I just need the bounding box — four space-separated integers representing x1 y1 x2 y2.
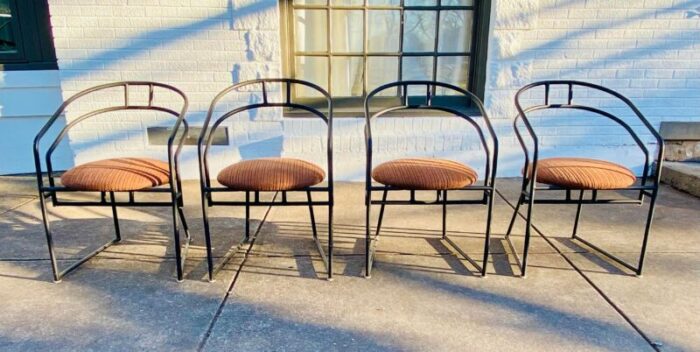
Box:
289 0 478 102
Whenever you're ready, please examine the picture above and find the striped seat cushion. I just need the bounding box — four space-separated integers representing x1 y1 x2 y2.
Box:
372 158 478 190
526 157 636 190
217 158 325 191
61 158 170 192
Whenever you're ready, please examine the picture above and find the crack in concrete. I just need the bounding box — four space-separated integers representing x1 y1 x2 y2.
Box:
0 197 38 216
197 193 278 352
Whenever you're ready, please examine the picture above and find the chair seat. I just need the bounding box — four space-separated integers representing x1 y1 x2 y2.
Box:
61 158 170 192
526 157 636 190
372 158 478 190
217 158 325 191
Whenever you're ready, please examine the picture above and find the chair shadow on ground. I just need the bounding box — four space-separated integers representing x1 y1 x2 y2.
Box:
0 198 268 283
552 237 633 276
241 220 552 280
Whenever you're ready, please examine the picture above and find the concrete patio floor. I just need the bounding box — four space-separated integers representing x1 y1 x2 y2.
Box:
1 177 698 351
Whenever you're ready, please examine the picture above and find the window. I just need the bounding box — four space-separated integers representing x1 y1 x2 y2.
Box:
0 0 57 70
280 0 490 115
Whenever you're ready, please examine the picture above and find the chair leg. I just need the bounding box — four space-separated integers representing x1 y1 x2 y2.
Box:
201 189 215 282
481 188 495 277
245 191 251 241
520 187 536 278
177 204 191 243
365 189 372 278
572 190 584 239
375 189 388 239
39 192 61 282
441 190 447 240
328 203 334 281
40 191 120 283
636 189 658 276
307 191 318 240
505 197 522 240
171 202 184 282
109 192 121 242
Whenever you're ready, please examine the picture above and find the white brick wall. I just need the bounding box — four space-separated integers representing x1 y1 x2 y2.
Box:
48 0 283 178
487 0 700 175
43 0 700 180
0 70 72 174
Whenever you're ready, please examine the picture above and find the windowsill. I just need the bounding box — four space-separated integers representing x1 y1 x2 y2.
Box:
0 62 58 71
283 96 483 118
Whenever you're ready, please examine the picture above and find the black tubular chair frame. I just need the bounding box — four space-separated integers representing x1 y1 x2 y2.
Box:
505 80 664 277
364 80 499 278
198 78 334 281
33 81 191 282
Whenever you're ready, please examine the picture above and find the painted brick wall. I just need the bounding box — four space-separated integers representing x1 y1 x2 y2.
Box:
47 0 284 179
485 0 700 175
0 70 72 174
45 0 700 180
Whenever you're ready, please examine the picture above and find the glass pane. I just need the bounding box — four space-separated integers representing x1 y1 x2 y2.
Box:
438 10 473 53
331 0 363 5
368 11 400 52
404 0 437 5
294 10 327 53
0 0 17 54
441 0 474 5
331 10 363 53
331 57 364 97
402 56 433 80
436 56 470 95
294 0 327 5
367 57 399 96
295 56 328 97
403 11 436 52
368 0 401 5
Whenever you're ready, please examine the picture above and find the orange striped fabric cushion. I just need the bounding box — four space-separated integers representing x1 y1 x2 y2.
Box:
61 158 170 192
525 157 636 190
217 158 325 191
372 158 478 190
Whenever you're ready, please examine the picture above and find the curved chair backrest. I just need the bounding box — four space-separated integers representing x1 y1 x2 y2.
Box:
34 81 189 189
513 80 664 186
364 80 498 188
198 78 333 189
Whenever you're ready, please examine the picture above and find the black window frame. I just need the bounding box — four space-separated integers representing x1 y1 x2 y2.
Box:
280 0 491 117
0 0 57 71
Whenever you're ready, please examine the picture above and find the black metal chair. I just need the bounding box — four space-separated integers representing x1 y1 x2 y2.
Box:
506 80 664 277
364 81 499 277
198 78 334 281
34 81 190 282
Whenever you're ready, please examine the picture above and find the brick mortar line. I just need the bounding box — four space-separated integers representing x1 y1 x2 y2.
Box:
196 192 278 352
495 189 662 352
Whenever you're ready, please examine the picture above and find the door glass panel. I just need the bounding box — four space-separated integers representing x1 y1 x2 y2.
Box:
367 56 399 96
368 10 400 52
331 0 364 6
404 0 437 5
403 11 436 52
331 10 363 53
368 0 401 5
294 0 327 4
295 10 328 52
295 56 329 97
438 10 473 53
402 56 433 95
0 1 18 54
331 57 364 96
436 56 470 95
441 0 474 5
